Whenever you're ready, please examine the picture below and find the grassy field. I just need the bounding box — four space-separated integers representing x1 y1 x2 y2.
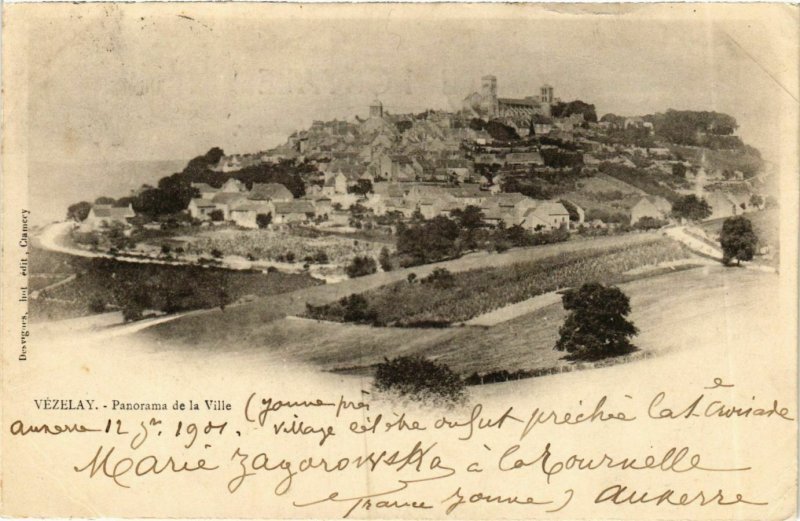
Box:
305 238 691 326
28 247 322 322
143 265 775 380
574 173 645 195
144 231 667 345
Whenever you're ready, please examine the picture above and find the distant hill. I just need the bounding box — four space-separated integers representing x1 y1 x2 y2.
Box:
29 159 186 225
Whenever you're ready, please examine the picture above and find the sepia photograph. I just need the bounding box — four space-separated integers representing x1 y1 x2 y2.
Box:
2 3 797 519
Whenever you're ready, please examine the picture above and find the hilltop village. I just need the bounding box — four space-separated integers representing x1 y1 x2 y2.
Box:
79 76 766 236
58 75 770 285
33 75 778 384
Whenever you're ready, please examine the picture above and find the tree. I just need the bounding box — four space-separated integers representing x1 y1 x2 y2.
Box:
378 246 394 272
600 113 626 128
651 110 739 147
468 118 486 131
634 216 668 230
550 100 598 122
555 283 638 361
209 209 225 222
95 196 116 205
485 120 520 142
422 268 456 289
395 120 413 133
396 216 462 266
121 287 150 322
450 205 485 231
204 147 225 165
67 201 92 222
349 179 373 196
114 196 136 208
107 221 132 250
672 162 687 178
450 205 486 250
749 194 764 208
256 213 272 229
720 216 757 265
541 148 583 169
671 194 711 221
345 255 378 278
339 294 377 323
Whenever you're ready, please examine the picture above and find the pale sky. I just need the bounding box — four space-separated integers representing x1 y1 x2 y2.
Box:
21 3 799 164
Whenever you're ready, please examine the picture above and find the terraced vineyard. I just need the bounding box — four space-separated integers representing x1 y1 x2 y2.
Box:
305 237 693 327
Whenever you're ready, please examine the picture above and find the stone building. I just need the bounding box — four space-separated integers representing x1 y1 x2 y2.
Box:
463 75 555 119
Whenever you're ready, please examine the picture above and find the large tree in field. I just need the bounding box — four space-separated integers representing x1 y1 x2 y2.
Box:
555 283 638 361
720 216 757 265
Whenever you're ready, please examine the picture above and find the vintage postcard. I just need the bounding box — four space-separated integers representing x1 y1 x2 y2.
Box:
1 3 798 519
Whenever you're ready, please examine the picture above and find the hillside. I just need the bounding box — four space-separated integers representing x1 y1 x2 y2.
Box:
575 173 646 196
667 144 763 178
142 264 774 379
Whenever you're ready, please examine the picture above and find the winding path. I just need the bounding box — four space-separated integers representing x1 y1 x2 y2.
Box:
664 225 723 260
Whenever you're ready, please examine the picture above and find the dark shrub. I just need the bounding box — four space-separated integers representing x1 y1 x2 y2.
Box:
340 294 377 323
634 216 668 230
378 247 394 272
422 268 456 289
671 194 711 221
345 255 377 278
88 298 106 314
374 355 465 404
256 213 272 229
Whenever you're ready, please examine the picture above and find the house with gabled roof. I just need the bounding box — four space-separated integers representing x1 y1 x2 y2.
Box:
522 201 570 231
191 182 219 200
322 172 348 196
273 201 316 224
80 204 136 232
249 183 293 202
505 152 545 167
378 154 421 182
629 195 672 224
230 200 275 229
706 191 744 220
485 193 538 223
220 178 246 193
188 198 219 220
211 192 248 220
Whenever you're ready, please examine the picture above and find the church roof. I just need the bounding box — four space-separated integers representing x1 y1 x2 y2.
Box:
498 97 541 108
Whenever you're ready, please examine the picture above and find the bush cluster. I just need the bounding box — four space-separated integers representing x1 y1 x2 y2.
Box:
374 355 465 404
